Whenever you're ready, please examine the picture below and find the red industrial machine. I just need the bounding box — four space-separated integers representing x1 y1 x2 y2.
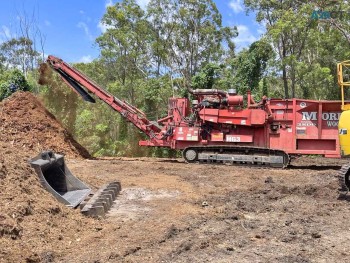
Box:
43 55 342 168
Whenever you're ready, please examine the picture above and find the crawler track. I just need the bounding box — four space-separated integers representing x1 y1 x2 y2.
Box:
183 146 290 168
339 163 350 194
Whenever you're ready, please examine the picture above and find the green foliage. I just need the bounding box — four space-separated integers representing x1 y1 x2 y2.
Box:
192 63 222 89
0 69 31 101
245 0 350 100
147 0 237 84
231 39 273 95
142 76 173 119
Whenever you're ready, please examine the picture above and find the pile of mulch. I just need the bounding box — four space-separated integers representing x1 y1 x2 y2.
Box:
0 91 90 159
0 92 99 262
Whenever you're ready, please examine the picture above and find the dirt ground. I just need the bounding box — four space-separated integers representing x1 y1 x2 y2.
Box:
2 92 350 262
53 156 349 263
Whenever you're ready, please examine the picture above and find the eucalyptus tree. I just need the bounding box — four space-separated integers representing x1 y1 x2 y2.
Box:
96 0 152 100
245 0 314 98
0 37 40 77
147 0 237 85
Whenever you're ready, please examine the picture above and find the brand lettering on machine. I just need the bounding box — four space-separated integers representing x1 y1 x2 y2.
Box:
298 111 340 127
301 112 340 121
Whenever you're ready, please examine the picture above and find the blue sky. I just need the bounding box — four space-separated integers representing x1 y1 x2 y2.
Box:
0 0 263 63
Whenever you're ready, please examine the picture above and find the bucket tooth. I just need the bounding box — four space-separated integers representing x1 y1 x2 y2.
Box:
82 204 104 217
80 182 121 218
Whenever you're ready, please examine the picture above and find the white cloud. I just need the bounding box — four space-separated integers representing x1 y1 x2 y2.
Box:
79 55 93 63
2 25 11 38
254 21 266 36
136 0 150 9
77 22 93 41
229 0 244 14
98 21 113 33
235 25 257 43
257 27 265 35
105 0 113 8
0 25 12 42
234 25 257 50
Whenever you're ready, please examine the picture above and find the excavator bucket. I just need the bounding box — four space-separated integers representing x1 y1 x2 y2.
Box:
30 151 91 208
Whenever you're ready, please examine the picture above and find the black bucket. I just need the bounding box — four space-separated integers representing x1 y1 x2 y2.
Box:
30 151 91 208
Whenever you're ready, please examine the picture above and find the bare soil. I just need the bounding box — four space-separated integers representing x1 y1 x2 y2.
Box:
59 157 350 263
2 92 350 262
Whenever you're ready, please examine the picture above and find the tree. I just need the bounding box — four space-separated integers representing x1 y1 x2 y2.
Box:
244 1 350 99
96 0 151 90
96 0 154 156
191 63 222 89
245 0 315 98
0 69 31 101
262 77 268 96
231 39 273 95
0 37 40 77
148 0 237 85
312 1 350 45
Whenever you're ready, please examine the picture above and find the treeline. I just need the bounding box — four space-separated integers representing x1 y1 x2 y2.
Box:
1 0 350 157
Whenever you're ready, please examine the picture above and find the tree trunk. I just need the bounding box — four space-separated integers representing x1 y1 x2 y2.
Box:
283 65 289 99
291 68 296 98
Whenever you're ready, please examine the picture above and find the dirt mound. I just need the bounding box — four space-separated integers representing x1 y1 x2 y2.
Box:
0 91 90 159
0 138 99 262
0 92 97 262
